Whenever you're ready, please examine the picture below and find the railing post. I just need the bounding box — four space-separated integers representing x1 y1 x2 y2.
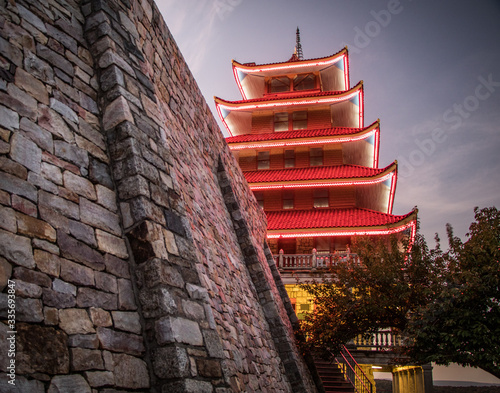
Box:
278 249 284 268
311 248 317 269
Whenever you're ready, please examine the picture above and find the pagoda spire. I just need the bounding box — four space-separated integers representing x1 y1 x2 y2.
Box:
294 27 303 60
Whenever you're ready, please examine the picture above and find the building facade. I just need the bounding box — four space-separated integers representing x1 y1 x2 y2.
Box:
215 40 417 317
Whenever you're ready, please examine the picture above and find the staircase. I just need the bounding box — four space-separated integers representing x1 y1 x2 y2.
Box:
314 358 355 393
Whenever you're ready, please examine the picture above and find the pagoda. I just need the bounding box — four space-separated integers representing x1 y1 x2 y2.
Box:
215 30 417 316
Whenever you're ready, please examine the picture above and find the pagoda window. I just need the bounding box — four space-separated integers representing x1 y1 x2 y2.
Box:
292 111 308 130
284 149 295 168
310 147 323 166
313 188 329 208
274 112 289 131
269 76 291 93
293 73 316 91
282 190 294 210
254 191 264 208
257 151 270 170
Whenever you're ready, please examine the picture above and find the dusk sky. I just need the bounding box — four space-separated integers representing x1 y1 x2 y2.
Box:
155 0 500 382
157 0 500 248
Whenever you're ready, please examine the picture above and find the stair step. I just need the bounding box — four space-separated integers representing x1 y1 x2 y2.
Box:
313 358 355 393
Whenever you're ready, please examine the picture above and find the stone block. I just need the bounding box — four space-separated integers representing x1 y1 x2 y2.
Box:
96 184 118 212
14 279 42 298
15 211 56 242
63 170 96 200
33 238 60 254
95 271 118 293
85 371 115 387
36 43 75 77
47 375 91 393
0 172 37 202
12 194 37 217
98 49 135 77
96 327 144 355
202 329 225 359
90 307 113 327
0 257 12 291
41 162 63 185
20 117 53 153
100 64 124 92
117 278 137 311
15 67 49 105
96 229 128 258
77 287 117 310
58 230 104 270
52 278 77 296
197 358 223 378
59 308 95 335
68 219 97 247
0 103 19 131
80 198 122 236
38 105 75 143
112 353 150 389
24 49 55 85
152 345 190 379
68 334 99 349
138 286 177 318
28 171 59 194
104 253 131 279
89 157 113 188
0 205 17 232
102 96 134 131
33 249 59 277
70 347 104 371
182 299 205 320
17 4 47 33
60 258 95 286
155 316 203 346
14 266 51 287
111 311 141 334
17 323 69 375
54 140 89 169
44 307 59 325
0 35 23 68
0 229 35 268
162 379 213 393
39 190 79 220
10 132 42 174
0 156 28 180
42 288 76 309
138 258 184 289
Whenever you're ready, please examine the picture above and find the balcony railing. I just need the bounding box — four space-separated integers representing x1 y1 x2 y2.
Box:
348 329 403 351
273 249 360 270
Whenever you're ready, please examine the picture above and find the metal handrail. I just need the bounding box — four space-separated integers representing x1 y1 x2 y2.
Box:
333 345 374 393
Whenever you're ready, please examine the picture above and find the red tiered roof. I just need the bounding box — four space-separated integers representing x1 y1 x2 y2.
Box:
266 208 415 231
226 122 378 144
243 164 394 184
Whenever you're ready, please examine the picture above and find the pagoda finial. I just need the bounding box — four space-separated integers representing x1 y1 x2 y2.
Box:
295 27 303 60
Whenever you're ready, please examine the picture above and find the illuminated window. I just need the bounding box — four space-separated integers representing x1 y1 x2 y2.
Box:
274 112 289 132
313 188 329 208
269 76 290 93
282 190 294 209
257 151 270 170
293 73 316 91
284 149 295 168
254 191 264 208
310 147 323 166
292 111 307 130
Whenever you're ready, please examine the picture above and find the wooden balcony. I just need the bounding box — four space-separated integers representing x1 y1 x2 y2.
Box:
273 249 360 270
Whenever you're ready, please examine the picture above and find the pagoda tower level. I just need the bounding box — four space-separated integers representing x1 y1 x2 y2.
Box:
215 44 417 310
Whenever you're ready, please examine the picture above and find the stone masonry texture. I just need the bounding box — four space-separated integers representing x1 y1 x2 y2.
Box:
0 0 318 392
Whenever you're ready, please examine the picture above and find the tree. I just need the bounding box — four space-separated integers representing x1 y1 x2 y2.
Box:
299 207 500 378
405 207 500 379
299 226 439 356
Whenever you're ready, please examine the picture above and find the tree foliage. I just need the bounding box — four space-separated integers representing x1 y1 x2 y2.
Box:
299 207 500 378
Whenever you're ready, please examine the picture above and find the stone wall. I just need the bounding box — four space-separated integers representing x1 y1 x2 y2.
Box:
0 0 318 392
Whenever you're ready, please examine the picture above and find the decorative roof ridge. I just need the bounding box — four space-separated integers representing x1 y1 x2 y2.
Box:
233 47 348 69
244 162 395 178
267 206 415 218
226 120 379 144
215 81 362 106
